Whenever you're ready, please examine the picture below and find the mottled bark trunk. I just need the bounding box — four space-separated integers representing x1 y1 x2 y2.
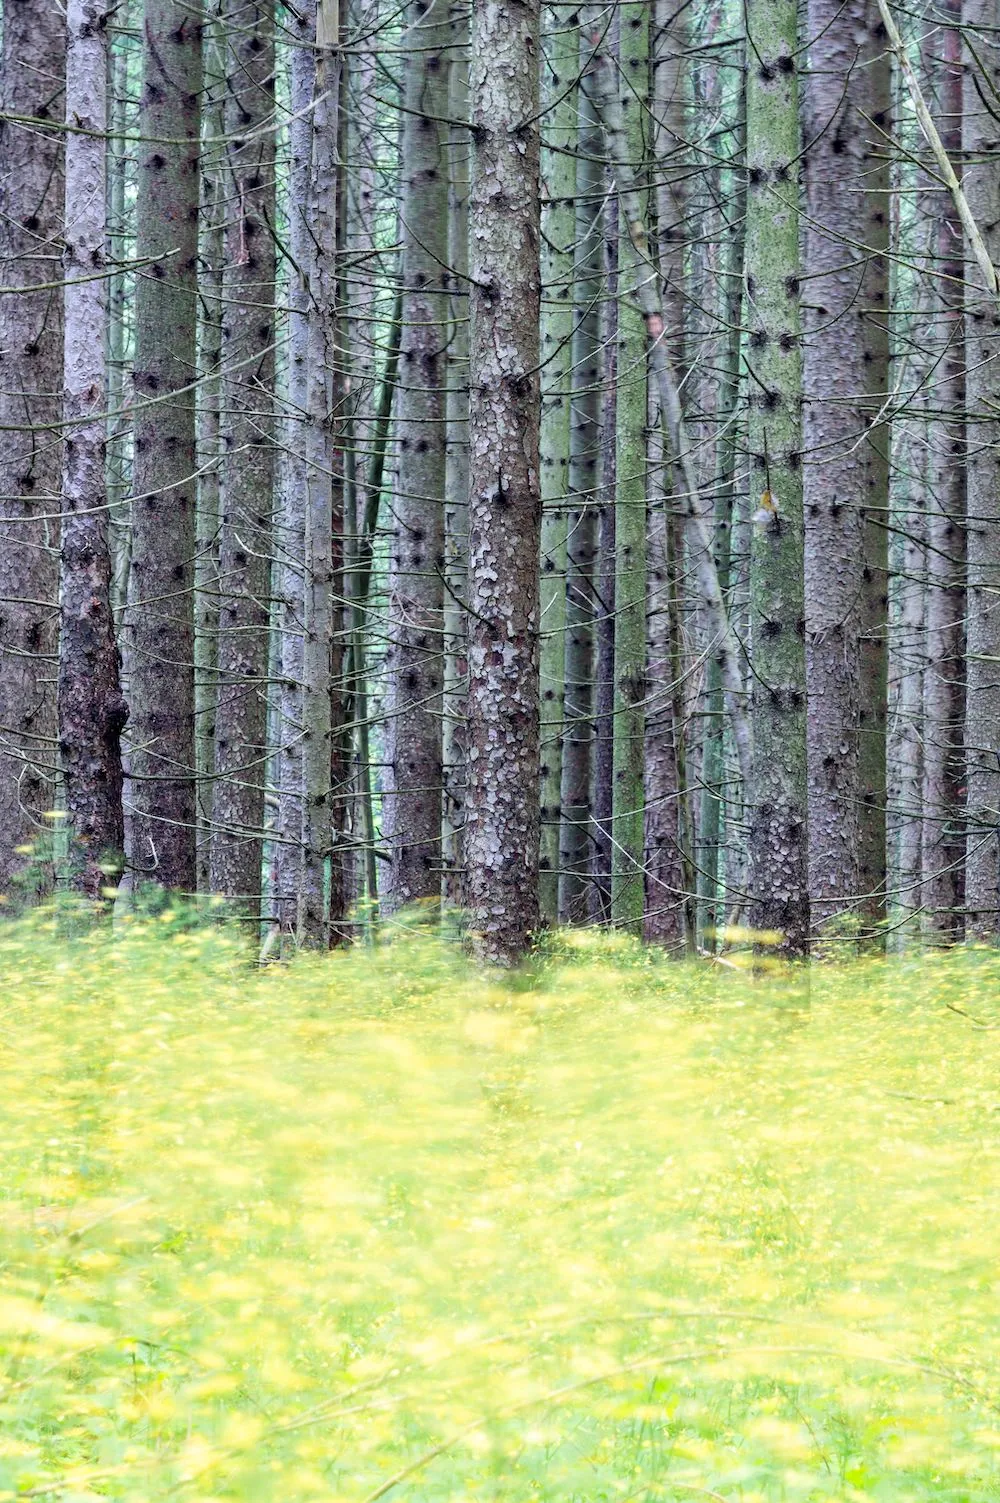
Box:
59 0 128 898
442 11 469 905
919 8 966 942
802 0 889 934
743 0 810 953
890 464 925 944
591 200 617 925
557 75 601 923
381 0 449 914
124 0 202 894
962 0 1000 939
610 0 649 931
538 7 577 922
464 0 542 964
210 0 276 913
0 0 64 892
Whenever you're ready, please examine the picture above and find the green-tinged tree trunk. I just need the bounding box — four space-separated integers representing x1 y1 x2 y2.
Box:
962 0 1000 939
0 0 64 893
210 0 276 914
464 0 542 963
382 0 450 914
538 6 578 922
591 195 617 925
743 0 810 953
558 70 601 923
802 0 889 936
59 0 128 898
610 0 649 930
124 0 202 894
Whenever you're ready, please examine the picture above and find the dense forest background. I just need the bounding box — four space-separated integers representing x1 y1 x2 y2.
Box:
0 0 995 962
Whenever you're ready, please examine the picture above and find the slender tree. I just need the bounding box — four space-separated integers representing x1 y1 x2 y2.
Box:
743 0 810 952
210 0 277 913
0 0 64 891
124 0 202 894
464 0 542 963
59 0 128 897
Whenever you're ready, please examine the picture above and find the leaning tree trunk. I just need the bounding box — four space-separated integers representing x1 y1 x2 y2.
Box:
381 0 450 915
538 5 578 922
802 0 890 936
743 0 810 954
59 0 128 898
210 0 277 915
610 0 650 930
962 0 1000 940
464 0 542 964
0 0 64 893
124 0 202 894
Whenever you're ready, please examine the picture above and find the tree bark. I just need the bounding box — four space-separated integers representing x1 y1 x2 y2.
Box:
0 0 64 893
381 0 450 914
125 0 202 894
743 0 810 953
464 0 542 963
210 0 277 914
59 0 128 898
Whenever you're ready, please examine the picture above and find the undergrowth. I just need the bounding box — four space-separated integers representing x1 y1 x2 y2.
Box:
1 906 999 1501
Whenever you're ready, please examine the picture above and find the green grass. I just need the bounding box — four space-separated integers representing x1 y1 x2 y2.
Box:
2 908 1000 1501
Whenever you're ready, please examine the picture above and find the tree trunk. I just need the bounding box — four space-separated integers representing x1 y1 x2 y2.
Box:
0 0 64 893
610 0 649 931
125 0 202 894
802 0 890 935
962 0 1000 939
59 0 128 898
538 6 578 922
743 0 810 953
210 0 277 914
464 0 542 964
591 194 618 925
381 0 450 913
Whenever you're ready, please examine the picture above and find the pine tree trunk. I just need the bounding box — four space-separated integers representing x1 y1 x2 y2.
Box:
210 0 277 914
464 0 542 963
743 0 810 953
962 0 1000 939
538 7 578 922
0 0 64 892
610 0 649 930
59 0 128 898
381 0 450 914
125 0 202 894
591 196 618 925
802 0 889 934
557 74 601 923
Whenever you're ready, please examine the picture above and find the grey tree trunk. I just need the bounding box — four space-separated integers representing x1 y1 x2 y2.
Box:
381 0 450 913
124 0 202 894
538 7 578 921
59 0 128 898
962 0 1000 939
743 0 810 953
591 197 617 925
0 0 64 892
210 0 277 913
802 0 890 934
464 0 542 963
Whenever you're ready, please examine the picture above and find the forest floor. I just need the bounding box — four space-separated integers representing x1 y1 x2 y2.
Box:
1 910 998 1501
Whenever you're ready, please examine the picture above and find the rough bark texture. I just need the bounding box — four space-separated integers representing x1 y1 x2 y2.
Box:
610 0 649 930
538 8 577 921
381 0 450 914
210 0 276 912
919 7 966 942
59 0 128 897
557 75 601 923
743 0 810 953
464 0 542 964
0 0 64 892
591 201 617 925
125 0 202 893
962 0 1000 939
802 0 889 933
